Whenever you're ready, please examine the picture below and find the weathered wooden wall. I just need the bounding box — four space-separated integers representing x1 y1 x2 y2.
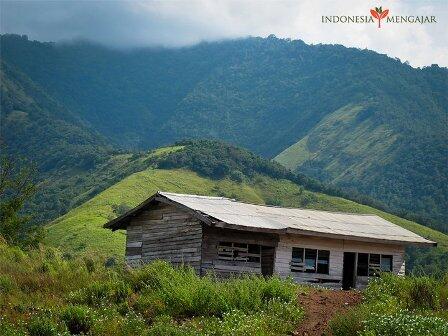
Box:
125 201 407 289
201 226 278 276
125 202 203 272
274 234 405 289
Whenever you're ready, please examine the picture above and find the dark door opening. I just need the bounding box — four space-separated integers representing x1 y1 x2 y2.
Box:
342 252 356 290
261 246 275 277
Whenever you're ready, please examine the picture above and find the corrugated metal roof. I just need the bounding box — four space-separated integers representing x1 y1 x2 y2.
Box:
158 192 435 246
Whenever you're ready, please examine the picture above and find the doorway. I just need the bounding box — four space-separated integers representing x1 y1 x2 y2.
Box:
261 246 275 276
342 252 356 290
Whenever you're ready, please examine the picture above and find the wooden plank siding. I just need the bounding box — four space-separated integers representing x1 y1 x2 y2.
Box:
124 200 406 289
200 226 278 276
274 234 405 289
125 202 203 272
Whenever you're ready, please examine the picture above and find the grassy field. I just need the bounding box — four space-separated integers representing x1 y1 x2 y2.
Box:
1 239 446 336
46 167 448 259
0 241 305 336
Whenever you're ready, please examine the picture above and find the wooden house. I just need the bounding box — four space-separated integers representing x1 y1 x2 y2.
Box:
104 192 436 289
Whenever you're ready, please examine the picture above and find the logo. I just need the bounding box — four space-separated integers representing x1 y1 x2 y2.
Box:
370 6 389 28
321 5 436 28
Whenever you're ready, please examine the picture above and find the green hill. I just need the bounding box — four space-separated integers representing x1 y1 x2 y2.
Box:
46 151 448 275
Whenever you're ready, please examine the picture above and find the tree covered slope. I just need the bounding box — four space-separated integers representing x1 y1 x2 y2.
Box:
1 33 446 234
275 103 448 233
0 60 111 170
0 60 117 223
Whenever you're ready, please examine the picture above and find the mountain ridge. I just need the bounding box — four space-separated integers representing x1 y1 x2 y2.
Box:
1 33 446 233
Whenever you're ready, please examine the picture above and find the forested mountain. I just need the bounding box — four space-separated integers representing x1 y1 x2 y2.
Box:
275 101 448 232
0 33 446 232
0 60 120 222
0 61 111 170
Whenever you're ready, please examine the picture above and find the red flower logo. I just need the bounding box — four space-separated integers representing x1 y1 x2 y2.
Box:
370 6 389 28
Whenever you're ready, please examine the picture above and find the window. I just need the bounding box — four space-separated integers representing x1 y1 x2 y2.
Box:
369 254 381 276
217 242 261 263
317 250 330 274
290 248 304 272
291 247 329 274
292 247 304 264
357 253 369 276
380 255 393 272
305 249 317 273
357 253 393 276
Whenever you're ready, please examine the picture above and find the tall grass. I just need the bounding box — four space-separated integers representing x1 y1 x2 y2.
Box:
330 273 448 336
0 241 304 335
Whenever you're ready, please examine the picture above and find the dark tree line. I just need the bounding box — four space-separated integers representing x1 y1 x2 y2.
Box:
0 150 43 247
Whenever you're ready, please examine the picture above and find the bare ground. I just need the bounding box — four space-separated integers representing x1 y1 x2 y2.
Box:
294 288 362 336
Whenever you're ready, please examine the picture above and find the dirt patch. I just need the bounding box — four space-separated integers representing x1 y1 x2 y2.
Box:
294 288 362 336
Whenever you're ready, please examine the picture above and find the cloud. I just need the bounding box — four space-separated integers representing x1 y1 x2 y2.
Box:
1 0 446 67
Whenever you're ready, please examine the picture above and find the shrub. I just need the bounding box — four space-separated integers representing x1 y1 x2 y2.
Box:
331 274 448 336
68 280 131 306
127 260 176 291
219 276 264 313
83 257 95 273
130 261 223 317
364 273 441 310
27 316 59 336
360 310 448 336
88 309 147 336
147 315 197 336
104 257 117 268
330 305 369 336
0 319 26 336
147 301 305 336
408 277 440 310
0 274 15 293
260 276 297 302
441 275 448 311
1 245 305 336
133 290 166 320
133 263 299 319
261 299 305 334
61 306 93 335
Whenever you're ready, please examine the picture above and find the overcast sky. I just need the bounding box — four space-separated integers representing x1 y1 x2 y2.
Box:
1 0 447 67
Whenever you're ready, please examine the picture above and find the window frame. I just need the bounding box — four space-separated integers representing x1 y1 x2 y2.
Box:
217 241 261 263
357 253 393 276
380 254 393 273
291 247 330 275
317 249 330 274
357 253 369 276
